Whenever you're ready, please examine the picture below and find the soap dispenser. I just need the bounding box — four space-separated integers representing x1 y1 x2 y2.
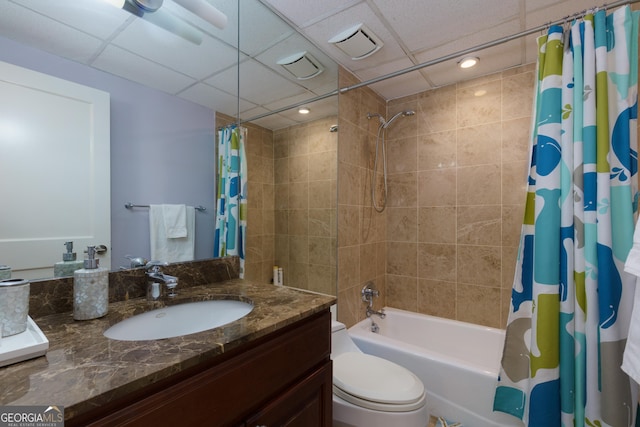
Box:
73 246 109 320
54 241 84 277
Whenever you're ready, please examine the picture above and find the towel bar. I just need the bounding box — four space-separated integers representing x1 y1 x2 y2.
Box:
125 202 206 212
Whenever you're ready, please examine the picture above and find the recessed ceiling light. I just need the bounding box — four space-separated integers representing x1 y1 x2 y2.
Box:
298 107 310 114
458 56 479 69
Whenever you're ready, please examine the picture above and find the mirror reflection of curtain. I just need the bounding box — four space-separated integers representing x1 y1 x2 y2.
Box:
214 126 247 277
494 6 639 426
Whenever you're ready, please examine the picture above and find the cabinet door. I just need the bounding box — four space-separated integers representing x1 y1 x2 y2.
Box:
247 362 332 427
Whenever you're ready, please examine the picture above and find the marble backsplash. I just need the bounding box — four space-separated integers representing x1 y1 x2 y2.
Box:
27 257 240 318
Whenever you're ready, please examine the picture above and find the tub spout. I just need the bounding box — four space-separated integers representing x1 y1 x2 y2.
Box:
366 306 386 319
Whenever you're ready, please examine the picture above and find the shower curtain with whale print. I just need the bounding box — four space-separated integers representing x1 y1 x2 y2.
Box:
214 125 247 278
493 6 639 427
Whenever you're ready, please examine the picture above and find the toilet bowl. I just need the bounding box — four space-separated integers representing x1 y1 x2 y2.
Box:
331 321 428 427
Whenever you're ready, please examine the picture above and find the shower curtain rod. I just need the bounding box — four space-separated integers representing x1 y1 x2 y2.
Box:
240 0 639 125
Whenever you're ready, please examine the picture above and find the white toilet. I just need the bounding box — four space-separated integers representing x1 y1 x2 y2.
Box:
331 320 428 427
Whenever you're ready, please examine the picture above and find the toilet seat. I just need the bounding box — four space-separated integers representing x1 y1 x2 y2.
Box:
332 352 426 412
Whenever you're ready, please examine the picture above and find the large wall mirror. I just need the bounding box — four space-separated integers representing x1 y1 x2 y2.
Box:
0 0 338 296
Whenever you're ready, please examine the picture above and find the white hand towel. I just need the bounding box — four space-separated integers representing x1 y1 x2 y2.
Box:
622 219 640 385
149 205 195 263
162 204 187 238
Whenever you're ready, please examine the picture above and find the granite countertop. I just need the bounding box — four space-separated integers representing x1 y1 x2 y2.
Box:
0 280 335 420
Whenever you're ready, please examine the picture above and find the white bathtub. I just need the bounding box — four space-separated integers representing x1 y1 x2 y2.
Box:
348 307 523 427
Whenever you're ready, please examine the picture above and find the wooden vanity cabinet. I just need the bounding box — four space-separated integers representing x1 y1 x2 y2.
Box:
69 310 332 427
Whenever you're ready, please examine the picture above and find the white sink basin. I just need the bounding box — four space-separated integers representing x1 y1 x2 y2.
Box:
103 299 253 341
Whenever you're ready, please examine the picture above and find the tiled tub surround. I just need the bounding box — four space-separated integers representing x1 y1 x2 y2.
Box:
383 65 534 328
1 257 335 421
336 65 533 329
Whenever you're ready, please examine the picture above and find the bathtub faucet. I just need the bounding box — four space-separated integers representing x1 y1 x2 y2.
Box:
366 306 386 319
362 282 385 319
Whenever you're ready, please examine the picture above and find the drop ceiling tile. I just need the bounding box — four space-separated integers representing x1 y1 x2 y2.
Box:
263 91 321 112
249 112 298 130
360 69 430 100
370 0 520 54
526 0 600 14
207 59 308 107
111 19 238 80
413 19 523 68
92 45 196 94
238 0 295 57
240 104 269 116
525 0 600 28
352 56 416 84
312 80 340 97
0 1 105 64
421 41 525 88
261 0 360 28
11 0 130 40
179 82 254 117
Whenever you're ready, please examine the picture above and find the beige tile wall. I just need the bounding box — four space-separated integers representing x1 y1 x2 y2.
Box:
383 64 534 329
336 65 534 328
273 117 337 294
218 113 338 296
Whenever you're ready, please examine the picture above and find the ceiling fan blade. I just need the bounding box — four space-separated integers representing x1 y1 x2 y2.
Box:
140 7 203 45
172 0 227 30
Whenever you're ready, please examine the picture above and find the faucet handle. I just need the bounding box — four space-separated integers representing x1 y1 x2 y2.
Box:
145 260 168 273
361 282 380 301
126 255 149 268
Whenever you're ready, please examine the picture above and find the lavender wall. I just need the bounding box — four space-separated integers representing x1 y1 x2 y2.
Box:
0 36 217 269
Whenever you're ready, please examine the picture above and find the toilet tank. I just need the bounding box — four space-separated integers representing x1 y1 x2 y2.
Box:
331 321 362 357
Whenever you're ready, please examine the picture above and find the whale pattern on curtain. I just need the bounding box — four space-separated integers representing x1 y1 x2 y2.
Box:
493 6 639 427
214 125 247 278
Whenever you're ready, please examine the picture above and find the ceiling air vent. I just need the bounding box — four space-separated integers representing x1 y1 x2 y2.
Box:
328 23 383 60
277 52 324 80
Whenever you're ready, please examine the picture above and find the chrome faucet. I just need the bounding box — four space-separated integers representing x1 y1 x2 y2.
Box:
362 282 385 319
145 261 178 300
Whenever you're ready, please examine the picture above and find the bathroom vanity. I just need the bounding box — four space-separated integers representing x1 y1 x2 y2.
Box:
0 277 335 426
